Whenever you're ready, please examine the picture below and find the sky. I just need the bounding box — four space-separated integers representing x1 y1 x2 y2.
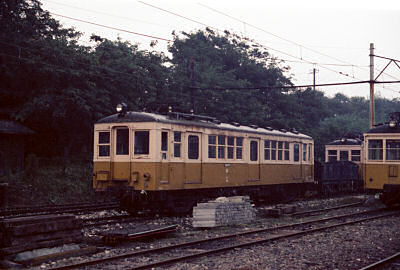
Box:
40 0 400 99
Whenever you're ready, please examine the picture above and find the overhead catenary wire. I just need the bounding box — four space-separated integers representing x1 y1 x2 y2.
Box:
45 1 400 92
49 12 173 42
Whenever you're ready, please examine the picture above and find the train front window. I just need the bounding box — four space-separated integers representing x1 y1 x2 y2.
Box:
328 150 337 162
98 131 110 157
116 129 129 155
340 151 349 161
351 150 361 161
386 140 400 160
134 131 149 155
368 139 383 160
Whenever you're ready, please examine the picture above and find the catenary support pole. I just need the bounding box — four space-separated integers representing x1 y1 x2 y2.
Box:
369 43 375 129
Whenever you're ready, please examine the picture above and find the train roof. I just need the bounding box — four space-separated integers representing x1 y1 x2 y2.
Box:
365 123 400 134
96 111 312 140
326 138 362 146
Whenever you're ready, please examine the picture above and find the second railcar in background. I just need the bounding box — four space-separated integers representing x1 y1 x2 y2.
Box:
93 105 314 213
317 135 364 194
364 112 400 206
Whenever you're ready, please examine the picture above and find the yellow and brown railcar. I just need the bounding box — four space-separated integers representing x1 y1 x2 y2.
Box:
93 108 314 213
364 112 400 206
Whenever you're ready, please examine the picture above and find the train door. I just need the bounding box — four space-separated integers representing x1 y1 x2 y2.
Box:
111 126 131 182
293 143 302 179
248 138 260 181
160 130 170 184
184 132 202 184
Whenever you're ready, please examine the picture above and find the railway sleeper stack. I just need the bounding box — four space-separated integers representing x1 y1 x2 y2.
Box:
0 214 82 259
192 196 255 228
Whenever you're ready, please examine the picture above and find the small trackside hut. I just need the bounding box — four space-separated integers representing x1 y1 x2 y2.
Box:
93 105 314 213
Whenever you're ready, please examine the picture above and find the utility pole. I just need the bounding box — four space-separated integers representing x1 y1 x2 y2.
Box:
313 68 318 90
369 43 375 129
189 57 194 113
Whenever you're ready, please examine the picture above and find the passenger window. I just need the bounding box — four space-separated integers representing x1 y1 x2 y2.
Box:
208 135 216 158
134 131 149 155
264 140 271 160
116 128 129 155
227 136 234 159
173 131 181 158
278 141 283 160
284 142 290 161
98 131 110 157
236 137 243 160
250 140 258 161
218 135 226 159
386 140 400 161
303 143 307 161
188 135 199 159
271 141 277 160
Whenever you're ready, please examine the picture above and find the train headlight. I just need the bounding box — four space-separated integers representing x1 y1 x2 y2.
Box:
116 103 127 116
389 120 396 128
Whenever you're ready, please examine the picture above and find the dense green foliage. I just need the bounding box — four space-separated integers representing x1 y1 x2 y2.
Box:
1 0 400 164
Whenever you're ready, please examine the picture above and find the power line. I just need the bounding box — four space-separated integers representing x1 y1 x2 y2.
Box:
49 12 173 42
190 80 400 91
197 3 400 86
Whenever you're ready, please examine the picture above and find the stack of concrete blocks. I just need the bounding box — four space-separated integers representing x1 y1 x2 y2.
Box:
192 196 256 228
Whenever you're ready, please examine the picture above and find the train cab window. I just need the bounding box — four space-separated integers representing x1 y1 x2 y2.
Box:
368 139 383 160
328 150 337 162
218 135 226 159
386 140 400 160
116 128 129 155
188 135 199 159
134 131 149 155
278 141 283 160
294 144 300 162
340 151 349 161
351 150 361 162
161 131 168 159
284 142 290 161
227 136 234 159
271 141 277 160
250 140 258 161
208 135 216 158
98 131 110 157
264 140 271 160
303 143 307 161
236 137 243 159
173 131 181 158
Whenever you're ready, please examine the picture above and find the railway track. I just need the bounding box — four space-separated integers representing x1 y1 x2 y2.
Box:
358 251 400 270
49 208 399 270
0 202 119 217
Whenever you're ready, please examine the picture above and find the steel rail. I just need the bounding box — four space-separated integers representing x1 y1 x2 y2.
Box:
291 201 364 216
49 208 396 270
0 202 119 217
358 251 400 270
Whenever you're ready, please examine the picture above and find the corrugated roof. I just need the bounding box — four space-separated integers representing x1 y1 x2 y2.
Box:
0 120 34 135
